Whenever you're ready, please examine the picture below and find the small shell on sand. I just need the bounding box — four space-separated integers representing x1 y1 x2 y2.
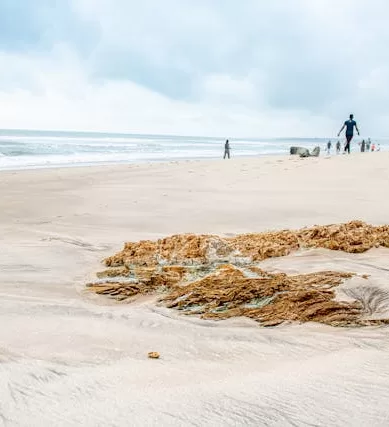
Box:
148 352 160 359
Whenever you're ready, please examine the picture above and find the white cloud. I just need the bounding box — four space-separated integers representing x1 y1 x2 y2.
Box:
0 0 389 137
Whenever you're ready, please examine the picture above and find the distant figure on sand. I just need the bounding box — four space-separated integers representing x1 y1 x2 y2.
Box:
367 138 371 151
327 140 332 155
361 139 366 152
371 143 376 152
223 139 230 159
377 143 381 151
336 140 341 154
338 114 360 154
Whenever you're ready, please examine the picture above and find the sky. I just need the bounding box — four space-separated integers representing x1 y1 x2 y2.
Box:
0 0 388 137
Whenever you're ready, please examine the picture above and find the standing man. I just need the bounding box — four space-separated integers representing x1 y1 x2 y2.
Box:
223 139 230 159
337 114 360 154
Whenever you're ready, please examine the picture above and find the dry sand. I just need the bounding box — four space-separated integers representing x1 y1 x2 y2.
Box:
1 153 389 426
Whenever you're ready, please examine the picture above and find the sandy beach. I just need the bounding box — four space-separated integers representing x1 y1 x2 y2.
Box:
1 153 389 426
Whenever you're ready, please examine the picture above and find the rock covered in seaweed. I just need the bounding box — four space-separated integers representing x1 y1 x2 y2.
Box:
86 221 389 327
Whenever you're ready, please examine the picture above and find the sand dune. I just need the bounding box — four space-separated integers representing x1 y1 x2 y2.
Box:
1 153 389 426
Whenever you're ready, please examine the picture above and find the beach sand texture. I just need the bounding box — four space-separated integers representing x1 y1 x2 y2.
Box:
1 153 389 426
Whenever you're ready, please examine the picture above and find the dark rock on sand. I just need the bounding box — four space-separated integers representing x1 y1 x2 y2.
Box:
290 146 320 157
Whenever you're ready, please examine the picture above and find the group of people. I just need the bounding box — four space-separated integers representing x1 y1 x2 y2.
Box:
223 114 381 159
334 113 380 154
358 139 380 153
326 137 380 155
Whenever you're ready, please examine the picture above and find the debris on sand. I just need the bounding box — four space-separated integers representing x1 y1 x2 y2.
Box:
86 221 389 327
148 352 160 359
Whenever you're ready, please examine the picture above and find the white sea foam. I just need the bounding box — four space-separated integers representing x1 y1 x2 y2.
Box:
0 130 387 170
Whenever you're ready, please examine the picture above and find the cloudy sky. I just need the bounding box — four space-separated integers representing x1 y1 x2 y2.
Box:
0 0 388 137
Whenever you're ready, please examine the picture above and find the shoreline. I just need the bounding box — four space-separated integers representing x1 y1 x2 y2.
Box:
0 149 383 174
0 153 279 172
0 152 286 173
1 135 384 172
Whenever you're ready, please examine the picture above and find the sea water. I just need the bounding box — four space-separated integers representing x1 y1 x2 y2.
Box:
0 129 387 171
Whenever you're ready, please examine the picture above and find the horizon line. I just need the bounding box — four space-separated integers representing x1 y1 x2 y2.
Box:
0 128 385 141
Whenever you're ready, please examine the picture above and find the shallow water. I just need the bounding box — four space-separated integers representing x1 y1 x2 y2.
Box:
1 129 386 170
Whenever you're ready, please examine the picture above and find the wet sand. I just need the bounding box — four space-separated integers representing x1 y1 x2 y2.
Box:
1 153 389 426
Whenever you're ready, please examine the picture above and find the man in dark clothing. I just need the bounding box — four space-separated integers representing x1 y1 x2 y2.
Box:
338 114 360 154
223 139 230 159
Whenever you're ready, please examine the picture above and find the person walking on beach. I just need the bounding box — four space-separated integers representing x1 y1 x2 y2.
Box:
336 140 341 154
338 114 360 154
361 139 366 152
326 140 332 155
223 139 230 159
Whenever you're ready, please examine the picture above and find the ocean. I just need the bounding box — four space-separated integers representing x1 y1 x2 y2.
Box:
0 129 387 171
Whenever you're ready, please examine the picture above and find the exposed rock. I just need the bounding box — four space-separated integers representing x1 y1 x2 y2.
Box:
290 146 320 157
86 221 389 327
290 146 310 157
162 265 360 326
96 266 130 278
104 234 231 268
297 221 389 252
229 230 299 261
